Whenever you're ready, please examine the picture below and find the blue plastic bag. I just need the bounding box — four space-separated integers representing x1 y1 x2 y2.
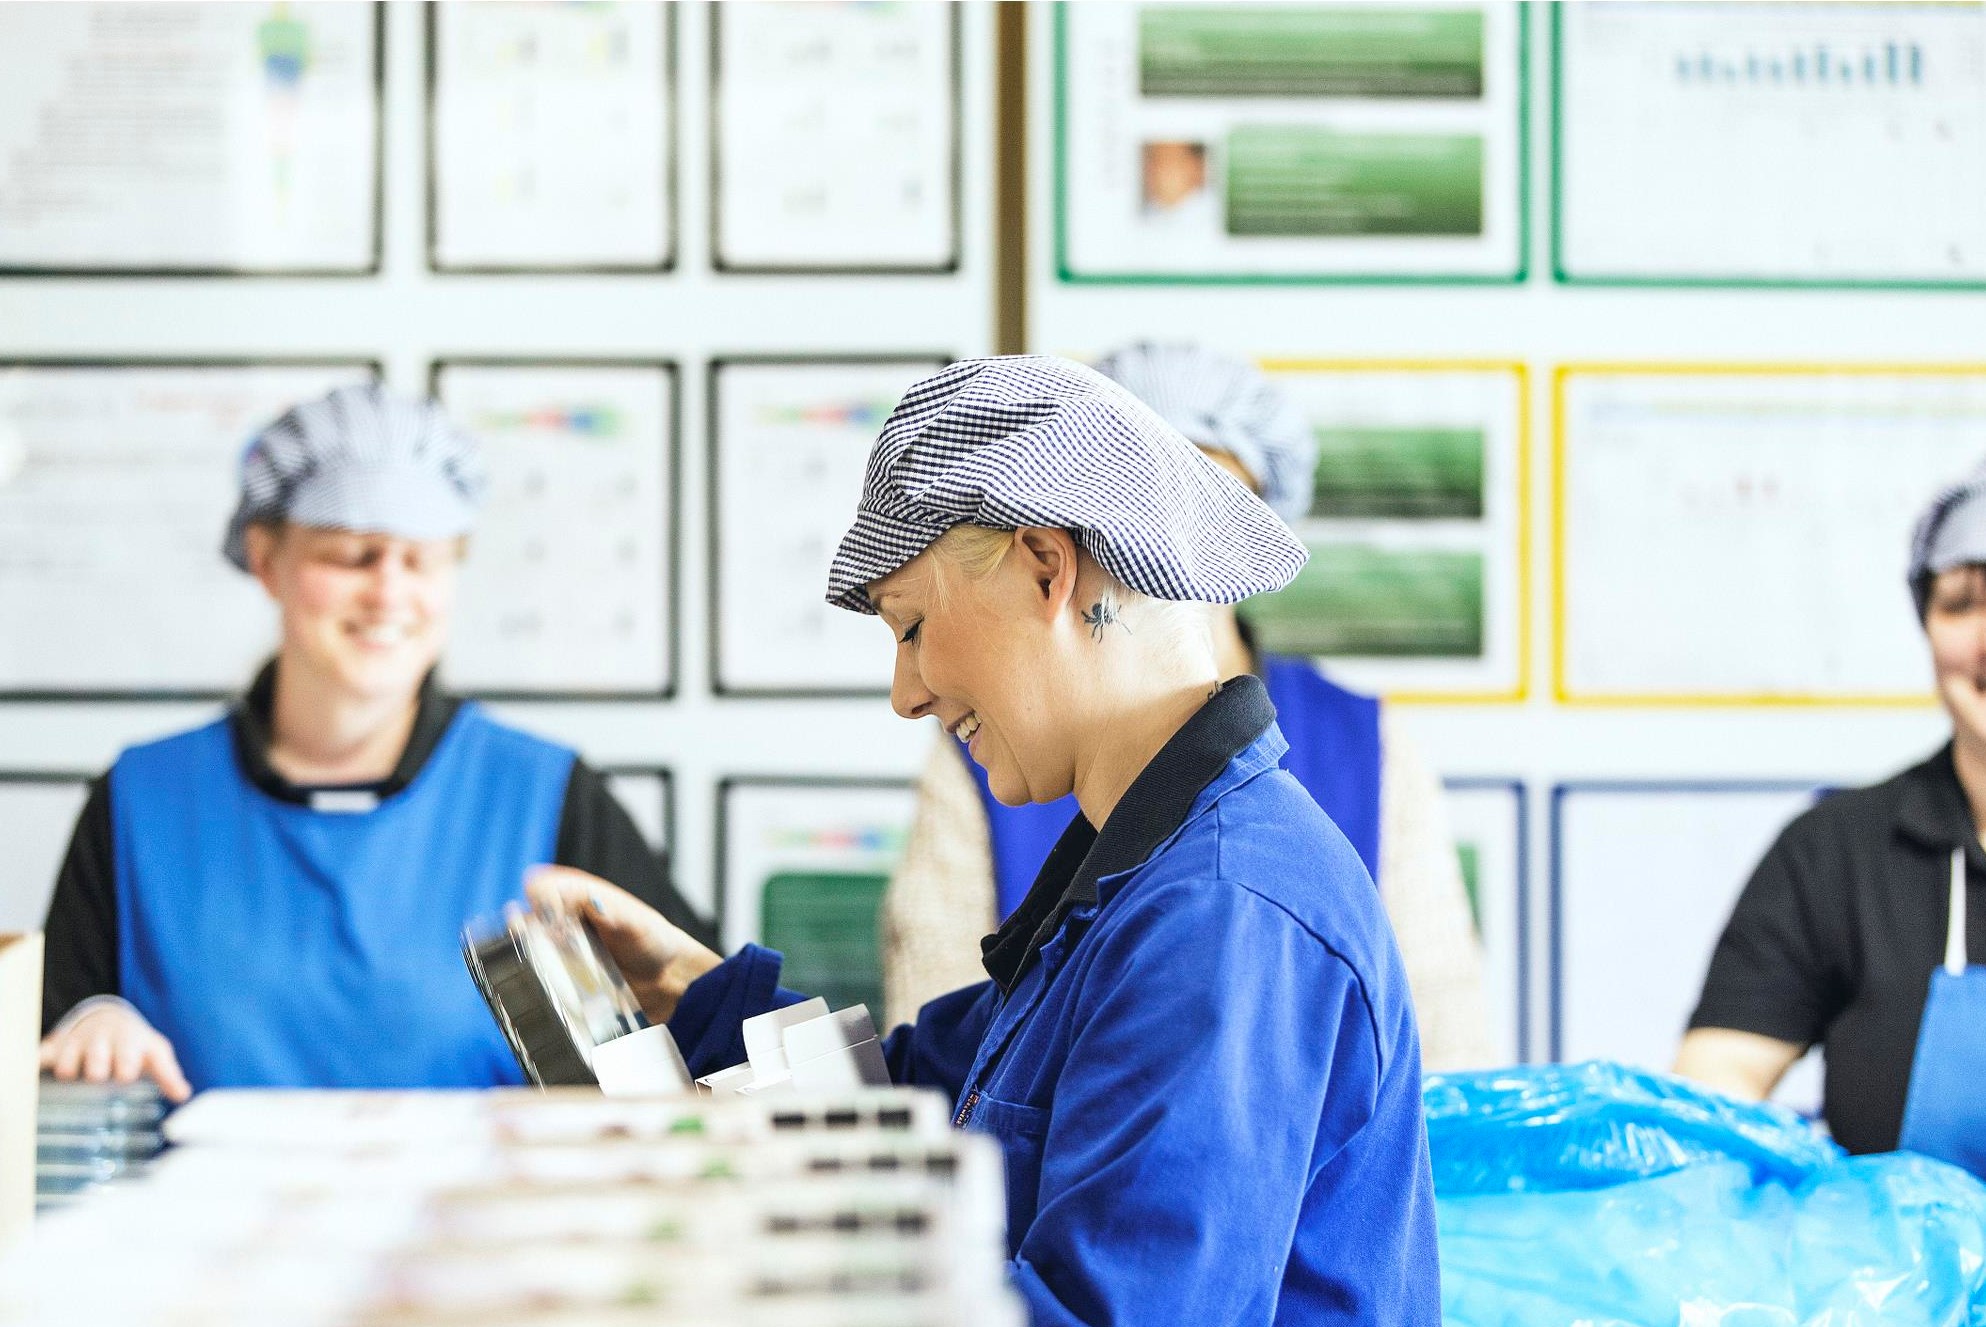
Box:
1429 1063 1986 1327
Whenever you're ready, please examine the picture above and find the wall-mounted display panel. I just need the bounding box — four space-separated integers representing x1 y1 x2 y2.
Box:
0 361 378 698
432 361 676 698
428 1 675 273
1242 361 1528 701
716 778 916 1019
1444 778 1527 1063
1557 366 1986 705
1552 782 1828 1113
1554 2 1986 289
0 2 381 275
0 776 89 935
711 1 959 273
708 357 946 696
603 766 673 874
1056 2 1527 283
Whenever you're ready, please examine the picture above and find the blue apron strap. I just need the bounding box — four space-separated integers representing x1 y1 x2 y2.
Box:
1897 845 1986 1178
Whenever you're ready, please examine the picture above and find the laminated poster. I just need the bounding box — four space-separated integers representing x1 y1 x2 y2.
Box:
0 3 378 272
0 363 375 694
713 1 955 271
710 359 941 695
1058 3 1524 280
1443 780 1524 1063
1240 364 1524 698
434 362 674 696
1559 369 1986 702
720 781 916 1018
0 781 88 934
430 1 673 270
1556 2 1986 285
1554 784 1827 1113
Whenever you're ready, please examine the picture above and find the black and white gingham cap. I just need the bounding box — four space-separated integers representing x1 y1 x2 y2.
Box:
1093 342 1317 522
1908 460 1986 617
824 355 1307 614
222 382 487 571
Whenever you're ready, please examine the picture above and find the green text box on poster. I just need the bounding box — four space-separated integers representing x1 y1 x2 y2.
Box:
1139 7 1485 99
1240 545 1485 658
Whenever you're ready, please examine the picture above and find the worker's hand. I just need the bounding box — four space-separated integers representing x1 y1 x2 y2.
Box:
526 866 725 1024
38 1002 192 1104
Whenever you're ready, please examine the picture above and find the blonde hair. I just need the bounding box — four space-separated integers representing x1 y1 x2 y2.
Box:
926 524 1213 667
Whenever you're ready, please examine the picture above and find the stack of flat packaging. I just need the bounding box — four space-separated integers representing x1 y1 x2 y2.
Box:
0 1087 1021 1327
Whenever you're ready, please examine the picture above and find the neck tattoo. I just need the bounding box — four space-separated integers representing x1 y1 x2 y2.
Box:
1081 592 1131 641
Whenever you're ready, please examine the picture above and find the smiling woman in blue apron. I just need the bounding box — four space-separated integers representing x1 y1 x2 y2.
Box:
534 356 1439 1325
37 384 708 1100
1678 463 1986 1176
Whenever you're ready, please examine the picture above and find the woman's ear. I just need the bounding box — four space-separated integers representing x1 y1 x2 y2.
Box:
243 523 283 598
1010 528 1080 619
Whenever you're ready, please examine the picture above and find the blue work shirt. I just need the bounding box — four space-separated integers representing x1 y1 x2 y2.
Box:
671 677 1440 1325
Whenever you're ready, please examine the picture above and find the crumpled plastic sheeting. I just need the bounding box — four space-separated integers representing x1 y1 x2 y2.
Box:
1428 1064 1986 1327
1426 1061 1843 1195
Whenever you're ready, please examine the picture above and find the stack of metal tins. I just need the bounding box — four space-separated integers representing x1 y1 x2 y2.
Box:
33 1078 167 1212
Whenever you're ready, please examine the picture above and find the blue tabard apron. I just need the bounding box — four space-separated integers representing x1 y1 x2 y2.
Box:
1898 846 1986 1177
110 703 574 1091
969 654 1383 919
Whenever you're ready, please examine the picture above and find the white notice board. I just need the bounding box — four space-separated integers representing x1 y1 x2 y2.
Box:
1558 367 1986 704
1443 779 1526 1064
0 2 380 274
1553 782 1827 1113
716 779 915 952
1246 362 1526 700
0 778 89 935
712 1 958 273
1056 2 1526 281
429 2 674 272
433 361 675 697
709 357 945 696
0 361 377 696
1556 2 1986 287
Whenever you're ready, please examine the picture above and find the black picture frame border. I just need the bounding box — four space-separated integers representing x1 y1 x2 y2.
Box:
707 1 963 276
428 355 682 701
0 3 386 279
705 353 950 700
425 2 680 275
0 356 385 702
712 772 914 949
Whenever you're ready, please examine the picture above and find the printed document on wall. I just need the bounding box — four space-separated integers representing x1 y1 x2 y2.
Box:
0 363 374 693
1557 2 1986 284
0 782 88 934
435 363 674 695
0 3 378 272
1443 781 1524 1064
711 359 940 694
1556 785 1826 1113
1058 3 1524 279
430 2 673 270
719 781 914 1016
1560 369 1986 701
1243 364 1524 698
713 1 955 270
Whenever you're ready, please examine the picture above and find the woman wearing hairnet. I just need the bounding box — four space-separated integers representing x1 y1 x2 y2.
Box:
37 383 709 1100
534 356 1440 1325
1677 465 1986 1180
881 343 1491 1068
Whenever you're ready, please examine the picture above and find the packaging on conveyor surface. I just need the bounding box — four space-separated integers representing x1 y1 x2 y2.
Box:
0 1087 1021 1327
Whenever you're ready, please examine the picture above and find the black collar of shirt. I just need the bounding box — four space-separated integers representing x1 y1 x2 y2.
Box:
228 659 460 805
979 675 1277 994
1892 742 1986 868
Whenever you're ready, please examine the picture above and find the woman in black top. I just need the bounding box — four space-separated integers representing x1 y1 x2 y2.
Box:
1679 467 1986 1175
